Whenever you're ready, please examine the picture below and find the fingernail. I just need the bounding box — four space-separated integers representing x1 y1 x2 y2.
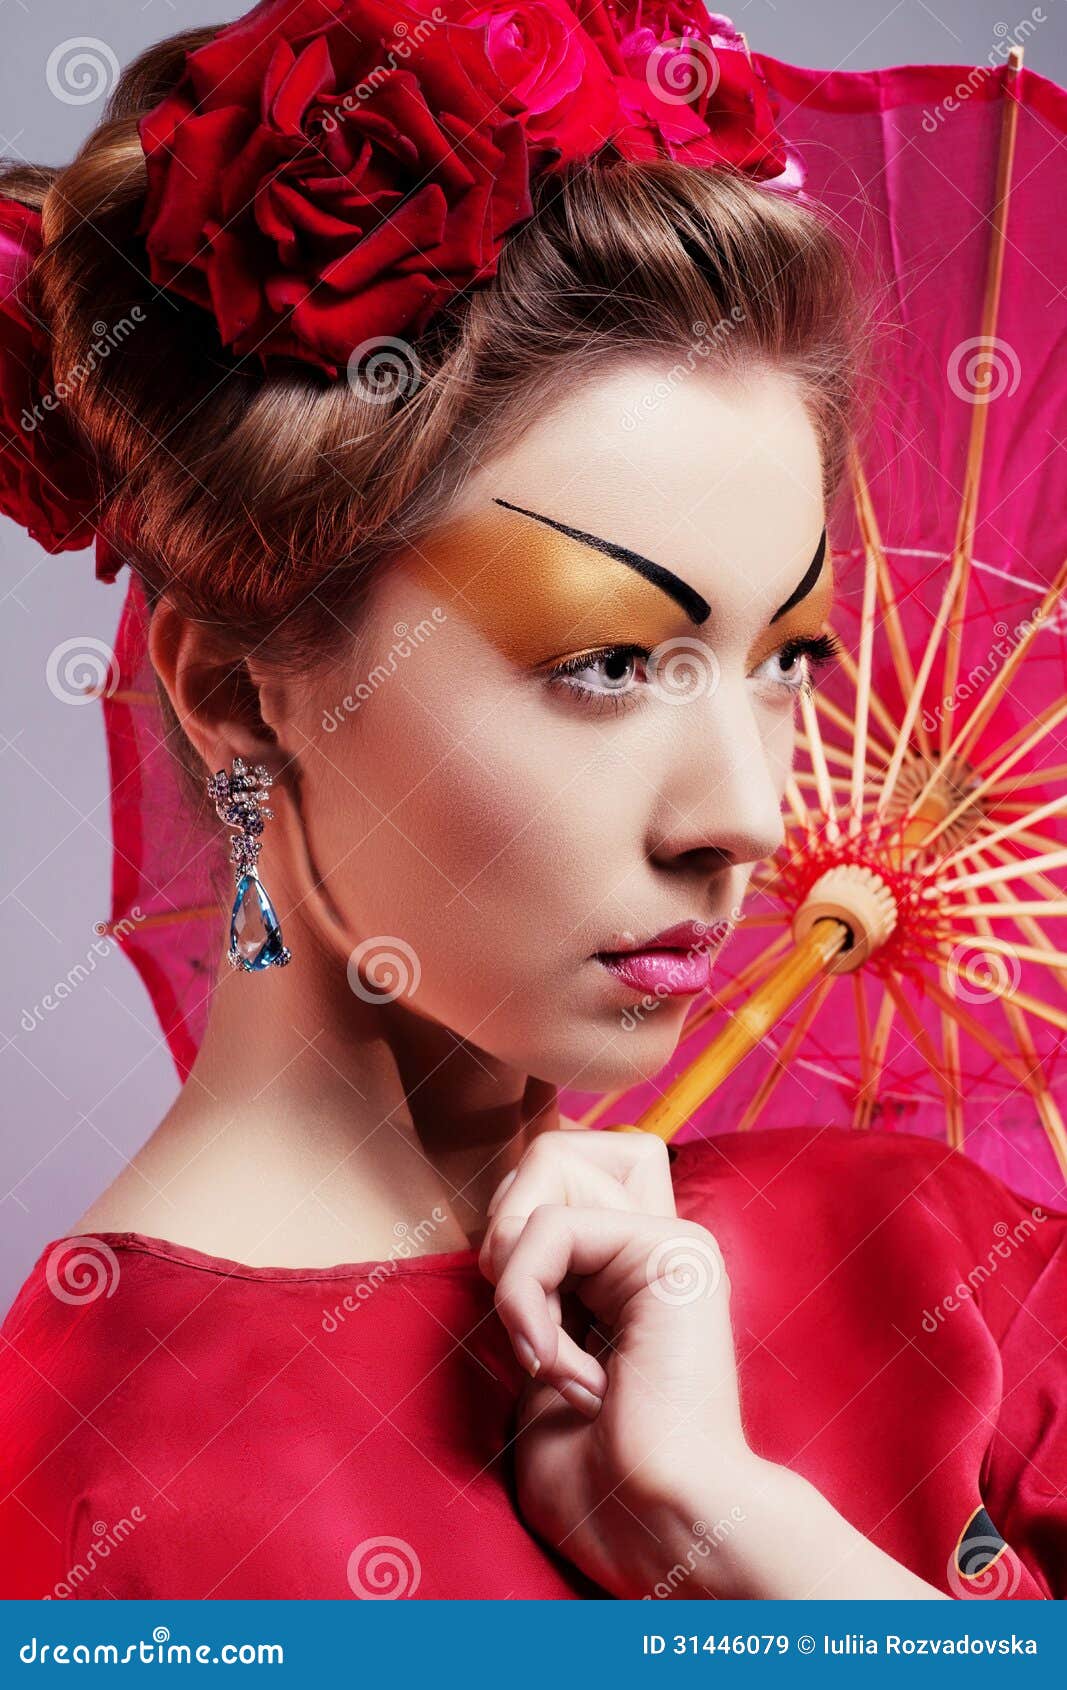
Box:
562 1379 603 1418
514 1333 541 1377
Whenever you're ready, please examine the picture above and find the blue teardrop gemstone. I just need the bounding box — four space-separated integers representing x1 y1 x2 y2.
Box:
229 872 288 970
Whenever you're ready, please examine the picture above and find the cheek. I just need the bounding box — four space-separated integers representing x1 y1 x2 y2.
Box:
301 649 640 995
764 700 798 793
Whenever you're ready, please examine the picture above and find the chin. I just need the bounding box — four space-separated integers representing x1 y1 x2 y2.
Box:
532 1003 690 1096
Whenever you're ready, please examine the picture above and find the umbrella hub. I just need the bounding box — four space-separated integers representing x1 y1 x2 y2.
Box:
792 863 898 974
885 752 987 855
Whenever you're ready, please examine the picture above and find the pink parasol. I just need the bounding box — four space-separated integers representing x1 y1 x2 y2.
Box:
98 47 1067 1203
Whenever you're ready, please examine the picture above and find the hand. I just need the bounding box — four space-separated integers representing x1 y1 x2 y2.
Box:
478 1128 761 1599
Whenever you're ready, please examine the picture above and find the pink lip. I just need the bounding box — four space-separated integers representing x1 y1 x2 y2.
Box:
595 918 730 997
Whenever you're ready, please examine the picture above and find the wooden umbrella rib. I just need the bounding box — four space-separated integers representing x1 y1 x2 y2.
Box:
854 986 896 1131
956 869 1067 1180
97 904 220 936
843 508 879 831
946 551 1067 770
959 839 1067 995
945 899 1067 919
939 47 1023 753
783 775 814 834
918 945 1067 1033
922 697 1067 849
799 687 840 840
939 794 1067 868
736 975 837 1131
883 973 963 1116
848 446 928 752
828 627 899 758
987 759 1067 793
811 692 894 766
904 555 1067 830
921 972 1032 1086
939 846 1067 894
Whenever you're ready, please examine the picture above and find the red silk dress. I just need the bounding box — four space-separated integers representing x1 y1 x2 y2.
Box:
1 1125 1064 1600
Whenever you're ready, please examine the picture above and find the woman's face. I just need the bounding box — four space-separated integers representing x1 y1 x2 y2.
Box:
283 360 831 1092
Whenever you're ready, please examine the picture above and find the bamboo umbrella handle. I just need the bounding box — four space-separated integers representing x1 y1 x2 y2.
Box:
611 918 851 1142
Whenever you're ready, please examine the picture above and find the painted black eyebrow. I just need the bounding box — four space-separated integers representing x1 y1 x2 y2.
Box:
494 498 827 630
770 528 827 624
494 497 711 625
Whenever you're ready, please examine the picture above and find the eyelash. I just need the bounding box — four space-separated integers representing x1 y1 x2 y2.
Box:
544 631 842 715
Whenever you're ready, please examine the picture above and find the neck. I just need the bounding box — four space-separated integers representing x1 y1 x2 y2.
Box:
137 908 564 1267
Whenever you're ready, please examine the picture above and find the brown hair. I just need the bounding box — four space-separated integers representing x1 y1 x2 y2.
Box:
1 25 870 815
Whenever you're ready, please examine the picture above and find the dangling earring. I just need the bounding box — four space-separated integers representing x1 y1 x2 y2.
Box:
207 756 292 972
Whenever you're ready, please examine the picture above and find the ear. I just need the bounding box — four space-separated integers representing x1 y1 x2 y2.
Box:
148 597 278 776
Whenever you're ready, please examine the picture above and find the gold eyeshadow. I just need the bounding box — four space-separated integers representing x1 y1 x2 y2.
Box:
745 567 835 674
396 502 693 668
397 499 832 676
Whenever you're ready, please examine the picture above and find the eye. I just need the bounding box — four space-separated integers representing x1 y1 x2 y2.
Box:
753 630 840 697
544 644 649 713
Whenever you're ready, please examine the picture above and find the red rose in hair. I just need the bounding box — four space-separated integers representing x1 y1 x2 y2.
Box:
609 2 788 176
138 0 617 377
460 0 619 160
137 1 791 376
0 196 98 555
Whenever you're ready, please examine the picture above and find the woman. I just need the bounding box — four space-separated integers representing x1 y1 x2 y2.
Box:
1 2 1065 1601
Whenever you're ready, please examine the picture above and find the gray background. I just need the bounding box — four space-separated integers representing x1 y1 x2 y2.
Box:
2 0 1066 1307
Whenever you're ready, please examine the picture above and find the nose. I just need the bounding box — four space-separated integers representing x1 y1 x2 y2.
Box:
647 679 789 873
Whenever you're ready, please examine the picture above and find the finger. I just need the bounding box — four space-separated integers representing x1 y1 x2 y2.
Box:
489 1129 676 1220
480 1157 636 1286
495 1204 695 1411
